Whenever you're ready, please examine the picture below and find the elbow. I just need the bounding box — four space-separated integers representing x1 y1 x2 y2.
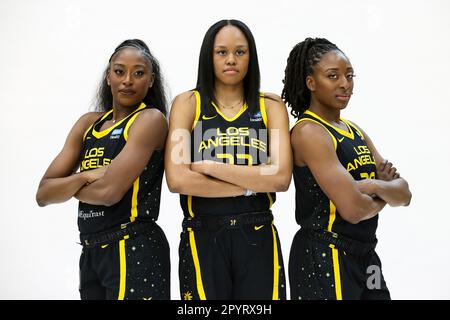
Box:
263 171 291 192
274 174 292 192
100 188 124 207
165 175 182 194
403 180 412 206
339 206 365 224
36 195 46 207
35 190 48 207
340 211 361 225
403 190 412 207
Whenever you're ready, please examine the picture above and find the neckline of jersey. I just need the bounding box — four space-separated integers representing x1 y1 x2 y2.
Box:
211 101 248 122
92 102 147 139
304 110 354 139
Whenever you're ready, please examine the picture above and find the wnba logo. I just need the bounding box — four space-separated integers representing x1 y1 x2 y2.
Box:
366 265 381 290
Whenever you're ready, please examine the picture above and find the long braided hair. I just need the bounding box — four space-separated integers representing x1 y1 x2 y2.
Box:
281 38 342 119
95 39 167 116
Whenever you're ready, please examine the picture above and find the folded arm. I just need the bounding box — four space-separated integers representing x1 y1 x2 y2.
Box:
355 125 412 207
292 121 386 224
75 109 168 206
36 112 104 207
165 92 245 197
190 93 293 193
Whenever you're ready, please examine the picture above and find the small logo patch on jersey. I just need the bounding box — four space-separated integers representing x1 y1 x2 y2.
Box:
249 111 262 122
202 114 217 120
254 225 264 231
110 128 123 139
338 137 345 143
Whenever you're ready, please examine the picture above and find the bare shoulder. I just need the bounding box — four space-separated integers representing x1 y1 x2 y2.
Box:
263 92 288 126
263 92 284 107
73 112 104 133
292 119 335 148
78 111 104 124
171 90 197 114
134 108 168 132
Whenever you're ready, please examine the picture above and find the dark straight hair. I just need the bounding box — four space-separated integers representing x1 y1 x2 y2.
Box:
195 19 261 115
95 39 167 116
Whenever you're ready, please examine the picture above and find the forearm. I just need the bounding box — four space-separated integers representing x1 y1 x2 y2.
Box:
74 179 115 206
358 178 411 207
168 169 245 198
355 195 387 223
36 173 89 206
204 162 289 192
372 178 412 207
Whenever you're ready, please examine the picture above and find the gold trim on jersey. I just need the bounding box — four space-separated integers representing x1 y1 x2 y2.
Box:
342 119 365 140
83 124 94 142
260 93 268 127
327 201 337 232
91 103 146 139
304 110 355 140
118 239 127 300
271 224 280 300
188 228 207 300
330 245 343 300
130 177 140 223
192 91 202 131
211 101 248 122
294 118 338 150
124 111 143 141
267 192 274 208
187 195 195 218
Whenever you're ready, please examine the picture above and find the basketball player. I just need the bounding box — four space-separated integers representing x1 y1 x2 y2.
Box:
36 39 170 300
282 38 412 300
165 20 292 300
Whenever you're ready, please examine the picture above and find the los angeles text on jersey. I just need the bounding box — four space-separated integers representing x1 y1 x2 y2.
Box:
192 123 268 164
80 147 111 170
347 145 375 172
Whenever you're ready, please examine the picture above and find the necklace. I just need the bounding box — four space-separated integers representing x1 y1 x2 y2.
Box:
216 99 243 109
111 116 125 124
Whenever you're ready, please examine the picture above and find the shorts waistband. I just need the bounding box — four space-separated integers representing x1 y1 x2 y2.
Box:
79 220 155 248
182 211 273 231
300 228 377 255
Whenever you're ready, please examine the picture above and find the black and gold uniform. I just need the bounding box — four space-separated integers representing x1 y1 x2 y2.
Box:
179 91 286 300
289 110 390 300
78 103 170 300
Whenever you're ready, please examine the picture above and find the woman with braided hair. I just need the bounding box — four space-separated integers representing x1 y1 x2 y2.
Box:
36 39 170 299
282 38 412 300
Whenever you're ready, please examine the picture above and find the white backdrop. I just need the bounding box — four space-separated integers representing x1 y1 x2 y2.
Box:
1 0 449 299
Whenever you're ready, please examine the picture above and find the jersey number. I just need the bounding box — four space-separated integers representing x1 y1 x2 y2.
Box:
217 153 253 166
360 172 375 180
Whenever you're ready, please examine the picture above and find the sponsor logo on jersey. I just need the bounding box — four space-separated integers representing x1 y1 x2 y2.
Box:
110 128 123 139
249 111 262 122
78 210 105 220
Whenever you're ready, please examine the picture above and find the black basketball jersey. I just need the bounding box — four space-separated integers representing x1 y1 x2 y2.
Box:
78 103 164 235
293 110 378 242
180 91 275 218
